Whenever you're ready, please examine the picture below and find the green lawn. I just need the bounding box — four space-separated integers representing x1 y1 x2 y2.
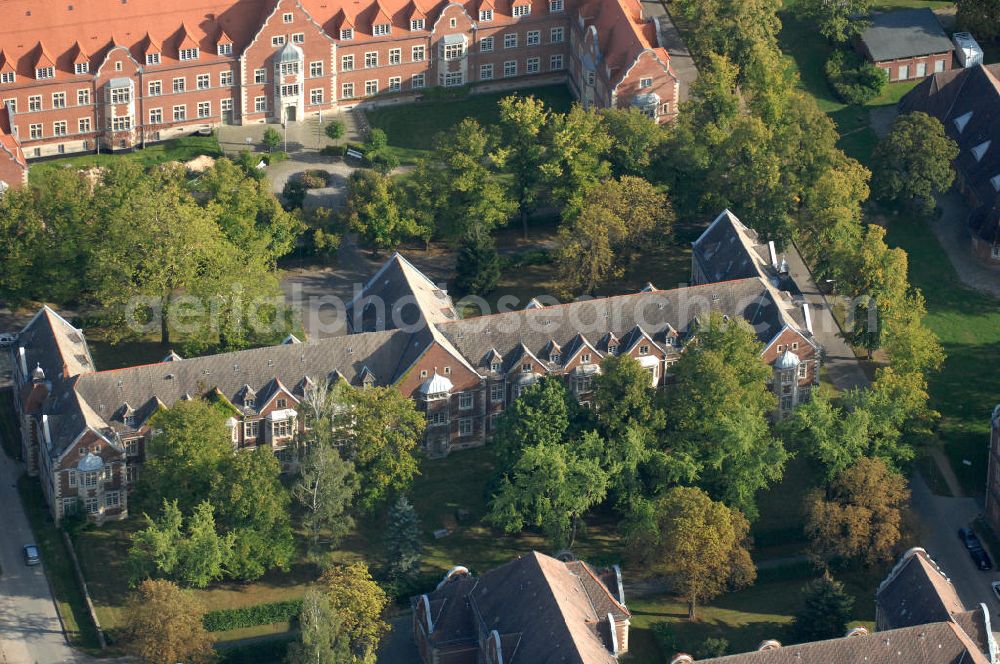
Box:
28 134 222 183
366 84 575 154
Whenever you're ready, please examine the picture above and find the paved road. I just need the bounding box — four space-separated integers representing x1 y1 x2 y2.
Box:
910 472 1000 616
785 245 870 391
0 454 80 664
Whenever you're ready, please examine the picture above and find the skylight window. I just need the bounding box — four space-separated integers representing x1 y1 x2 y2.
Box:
954 111 973 133
972 140 991 162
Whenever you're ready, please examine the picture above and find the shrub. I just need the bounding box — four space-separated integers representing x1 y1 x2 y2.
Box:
324 120 345 140
217 635 295 664
825 50 887 105
202 599 303 632
262 127 282 152
300 170 330 189
366 128 389 152
311 228 341 256
695 638 730 659
282 180 307 209
650 622 681 657
265 151 288 164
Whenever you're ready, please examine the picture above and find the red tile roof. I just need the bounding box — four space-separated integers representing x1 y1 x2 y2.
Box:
577 0 671 87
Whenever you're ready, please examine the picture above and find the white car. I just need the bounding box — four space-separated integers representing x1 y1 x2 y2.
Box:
992 580 1000 602
0 332 16 347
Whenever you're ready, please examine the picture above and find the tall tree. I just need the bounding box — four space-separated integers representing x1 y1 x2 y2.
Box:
286 589 352 664
128 499 185 583
0 185 47 306
554 203 621 297
541 105 613 209
344 169 421 255
453 229 502 297
492 377 573 473
791 573 857 643
179 501 232 588
600 107 665 178
795 0 872 42
292 441 359 557
137 400 233 515
665 315 785 519
333 385 424 511
489 437 609 548
671 0 782 82
384 495 423 582
625 487 755 620
872 112 959 215
957 0 1000 41
123 579 215 664
805 457 910 567
319 563 390 663
494 95 550 237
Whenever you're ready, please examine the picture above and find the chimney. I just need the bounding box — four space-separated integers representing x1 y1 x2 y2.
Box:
802 303 814 335
18 346 28 377
768 241 778 270
607 613 619 655
42 414 52 446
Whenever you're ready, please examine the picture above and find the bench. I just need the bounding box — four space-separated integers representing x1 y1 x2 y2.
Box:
346 148 364 160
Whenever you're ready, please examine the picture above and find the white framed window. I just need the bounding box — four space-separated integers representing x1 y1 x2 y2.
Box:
504 33 518 49
389 48 401 65
444 43 464 60
28 123 42 139
85 497 100 514
77 88 90 105
898 64 909 80
365 51 378 68
549 0 564 11
218 43 233 56
110 87 130 104
459 418 473 436
145 52 160 65
82 471 98 488
310 88 323 104
254 68 267 83
640 77 652 88
639 345 650 355
75 62 89 75
149 108 162 124
271 35 286 47
526 57 540 74
491 382 505 402
412 45 426 61
340 28 354 40
52 92 66 108
172 104 186 121
521 362 532 372
197 101 211 118
254 96 267 112
365 80 378 96
527 30 540 46
411 73 425 88
197 73 210 90
551 27 565 43
148 80 162 96
172 77 185 93
0 72 15 84
459 392 474 410
310 61 323 77
935 59 945 73
342 55 355 71
105 491 120 508
179 48 199 61
441 71 464 87
78 117 91 132
244 420 259 438
272 418 292 438
220 71 233 86
53 120 67 136
67 470 77 487
479 9 493 21
373 23 391 36
280 83 299 97
581 353 592 363
221 98 233 112
292 33 305 44
798 363 808 379
430 411 448 426
411 18 425 30
450 17 457 27
512 3 531 16
504 60 517 77
36 66 55 80
111 116 132 131
342 82 355 98
490 361 501 372
280 61 300 75
586 70 596 85
388 76 401 92
480 37 494 52
283 12 294 23
480 63 494 80
28 95 41 112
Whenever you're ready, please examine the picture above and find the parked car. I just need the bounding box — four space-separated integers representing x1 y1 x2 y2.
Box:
0 331 16 347
992 580 1000 602
970 545 993 571
23 545 40 566
959 527 982 550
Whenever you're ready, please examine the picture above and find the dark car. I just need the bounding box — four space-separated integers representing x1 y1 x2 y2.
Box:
23 545 40 566
959 527 982 550
969 546 993 571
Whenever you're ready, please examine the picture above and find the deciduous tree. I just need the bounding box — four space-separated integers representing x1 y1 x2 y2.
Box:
957 0 1000 41
319 563 390 663
344 169 420 255
872 112 959 215
625 486 755 620
453 229 502 296
494 95 550 237
600 107 665 178
492 377 573 473
541 105 613 209
286 589 352 664
795 0 872 42
292 440 359 557
123 579 215 664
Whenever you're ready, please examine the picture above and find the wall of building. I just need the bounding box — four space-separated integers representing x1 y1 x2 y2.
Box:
867 51 953 82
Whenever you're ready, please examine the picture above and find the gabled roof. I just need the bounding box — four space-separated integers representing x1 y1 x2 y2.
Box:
33 41 56 69
860 8 953 62
876 548 966 630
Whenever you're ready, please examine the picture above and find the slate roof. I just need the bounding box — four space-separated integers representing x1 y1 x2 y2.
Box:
415 551 628 663
860 9 954 62
875 548 965 630
15 307 95 395
696 621 989 664
692 210 772 283
899 64 1000 246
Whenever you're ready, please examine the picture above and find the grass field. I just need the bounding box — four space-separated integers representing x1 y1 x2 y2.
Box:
365 84 575 156
28 134 222 183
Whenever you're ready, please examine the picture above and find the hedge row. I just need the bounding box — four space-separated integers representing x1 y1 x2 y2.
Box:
203 599 303 632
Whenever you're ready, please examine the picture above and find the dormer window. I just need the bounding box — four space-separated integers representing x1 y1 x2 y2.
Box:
218 43 232 56
340 28 354 40
146 53 160 65
521 362 531 372
373 23 391 36
0 72 15 84
179 48 199 61
608 344 618 355
245 397 255 408
550 354 561 364
954 111 973 133
972 141 991 162
75 62 89 74
36 67 54 80
992 174 1000 193
411 19 425 30
123 414 135 427
512 3 531 17
490 362 501 372
479 9 493 21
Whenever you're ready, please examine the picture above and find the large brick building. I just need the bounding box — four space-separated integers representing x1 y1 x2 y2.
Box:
0 0 682 188
10 209 818 524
